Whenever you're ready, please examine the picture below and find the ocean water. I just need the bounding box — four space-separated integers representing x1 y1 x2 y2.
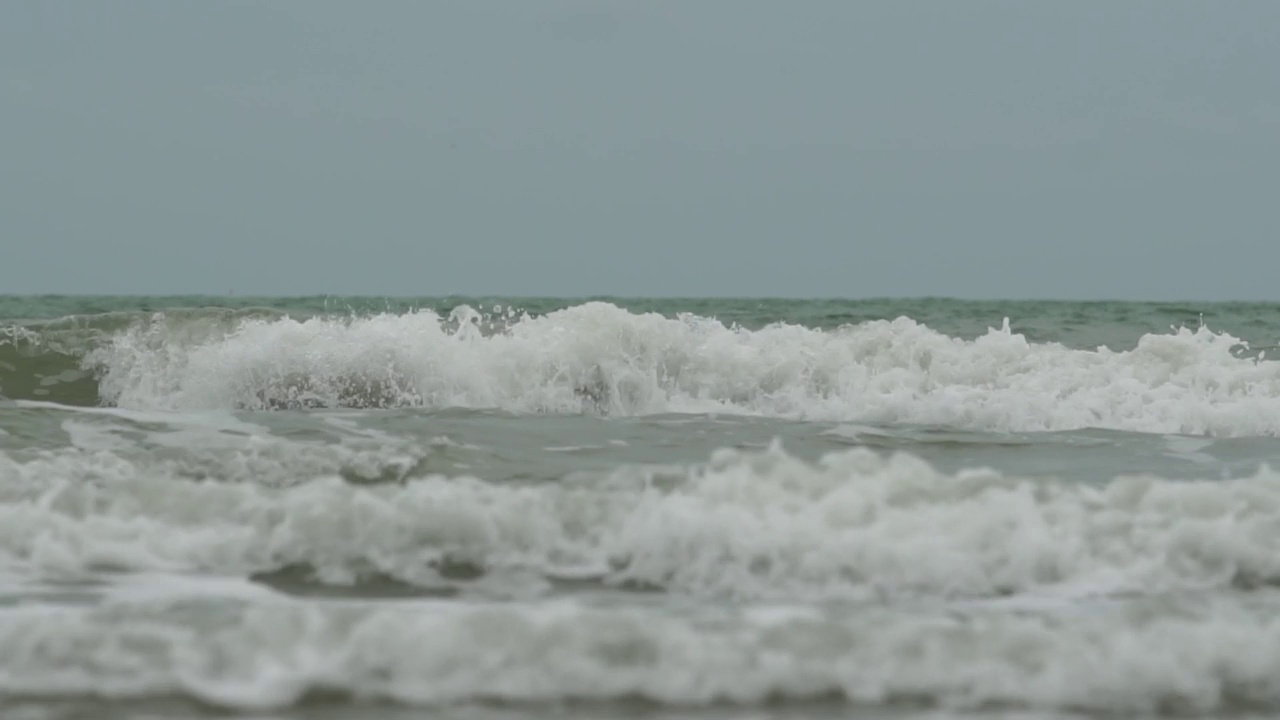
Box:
4 295 1280 720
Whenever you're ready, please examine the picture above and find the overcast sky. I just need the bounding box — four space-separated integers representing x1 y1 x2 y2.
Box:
2 1 1278 299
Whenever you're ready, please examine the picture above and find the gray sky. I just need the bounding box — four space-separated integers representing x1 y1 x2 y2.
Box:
3 1 1278 300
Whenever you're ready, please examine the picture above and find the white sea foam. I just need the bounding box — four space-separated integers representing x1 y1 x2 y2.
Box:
4 441 1280 600
3 593 1280 713
83 303 1280 436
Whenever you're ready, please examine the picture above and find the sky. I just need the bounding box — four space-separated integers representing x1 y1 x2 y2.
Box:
2 1 1278 300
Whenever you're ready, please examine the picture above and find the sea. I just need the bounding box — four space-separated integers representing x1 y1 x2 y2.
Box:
4 295 1280 720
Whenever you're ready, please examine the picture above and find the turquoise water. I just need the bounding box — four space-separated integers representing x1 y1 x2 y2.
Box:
3 296 1280 719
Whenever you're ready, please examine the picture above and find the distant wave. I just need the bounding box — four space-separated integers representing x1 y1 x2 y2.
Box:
4 302 1280 436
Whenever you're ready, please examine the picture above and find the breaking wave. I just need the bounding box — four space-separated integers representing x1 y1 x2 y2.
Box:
4 302 1280 435
6 439 1280 714
5 594 1280 714
5 441 1280 601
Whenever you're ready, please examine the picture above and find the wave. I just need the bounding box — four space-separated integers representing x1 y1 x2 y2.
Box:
0 308 286 407
4 592 1280 714
5 302 1280 435
4 441 1280 601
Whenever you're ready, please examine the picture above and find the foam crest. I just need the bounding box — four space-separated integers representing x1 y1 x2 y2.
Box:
5 443 1280 600
82 303 1280 436
4 594 1280 713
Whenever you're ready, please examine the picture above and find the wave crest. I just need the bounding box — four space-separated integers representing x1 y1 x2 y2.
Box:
72 302 1280 436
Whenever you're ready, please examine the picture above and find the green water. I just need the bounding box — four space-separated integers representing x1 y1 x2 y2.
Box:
5 293 1280 341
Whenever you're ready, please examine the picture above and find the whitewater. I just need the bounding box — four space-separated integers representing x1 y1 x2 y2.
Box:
3 296 1280 720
